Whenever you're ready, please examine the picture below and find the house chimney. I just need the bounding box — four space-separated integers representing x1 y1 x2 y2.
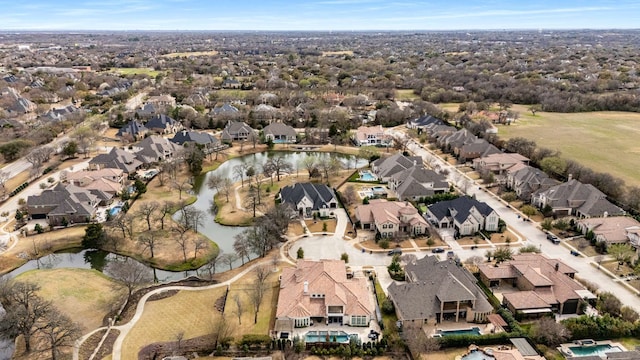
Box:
303 281 309 294
603 211 608 218
568 174 573 181
555 263 559 272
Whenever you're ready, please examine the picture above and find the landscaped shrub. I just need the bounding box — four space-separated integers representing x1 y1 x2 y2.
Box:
238 334 272 348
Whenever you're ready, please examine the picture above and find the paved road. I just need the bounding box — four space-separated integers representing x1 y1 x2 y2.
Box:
125 91 147 111
387 128 640 313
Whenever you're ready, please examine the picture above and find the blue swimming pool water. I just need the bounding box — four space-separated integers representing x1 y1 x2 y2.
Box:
109 206 123 216
568 345 622 357
461 350 495 360
305 331 354 343
438 327 481 336
359 171 377 181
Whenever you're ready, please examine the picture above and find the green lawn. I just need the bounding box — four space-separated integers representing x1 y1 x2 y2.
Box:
396 89 419 101
498 105 640 187
108 67 161 77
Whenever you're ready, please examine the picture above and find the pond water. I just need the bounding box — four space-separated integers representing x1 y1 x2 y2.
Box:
0 151 365 359
181 151 366 265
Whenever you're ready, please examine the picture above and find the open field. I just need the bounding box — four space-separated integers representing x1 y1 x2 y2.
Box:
495 104 640 187
120 287 227 359
108 67 161 77
16 268 121 332
161 50 219 58
321 50 353 57
396 89 419 101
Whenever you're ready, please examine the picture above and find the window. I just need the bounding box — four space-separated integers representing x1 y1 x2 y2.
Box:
382 224 387 229
351 315 367 326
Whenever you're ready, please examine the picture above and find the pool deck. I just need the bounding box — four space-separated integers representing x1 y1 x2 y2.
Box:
290 321 381 344
427 321 496 337
558 340 626 358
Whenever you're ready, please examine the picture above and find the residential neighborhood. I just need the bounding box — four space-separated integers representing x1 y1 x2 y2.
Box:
1 28 640 360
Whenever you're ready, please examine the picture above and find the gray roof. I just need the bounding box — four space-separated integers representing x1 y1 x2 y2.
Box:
511 165 559 199
135 135 183 164
509 338 538 357
427 196 495 223
211 103 239 115
391 165 448 200
89 147 142 174
440 129 477 149
263 122 296 137
372 153 423 180
170 130 219 146
460 139 501 158
388 256 492 321
146 114 178 130
28 184 97 218
279 183 336 211
535 179 624 217
606 351 640 360
408 114 444 127
221 120 254 141
116 120 147 137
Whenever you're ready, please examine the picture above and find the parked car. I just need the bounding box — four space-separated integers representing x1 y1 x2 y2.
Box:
447 251 455 259
388 248 402 256
547 233 560 244
431 247 445 253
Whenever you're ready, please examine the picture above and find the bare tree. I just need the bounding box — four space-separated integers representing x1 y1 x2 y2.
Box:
220 178 233 203
233 232 251 265
248 265 270 324
233 294 244 325
0 281 52 352
138 231 161 258
173 179 192 200
220 253 238 270
300 156 317 178
36 308 82 360
199 251 222 279
156 201 174 230
264 156 293 182
0 171 8 196
530 317 571 347
193 238 208 260
105 258 153 305
173 331 185 353
233 164 249 188
210 315 234 348
136 201 159 231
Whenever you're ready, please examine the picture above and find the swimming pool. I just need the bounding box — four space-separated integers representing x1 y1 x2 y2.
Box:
358 170 378 181
109 205 123 217
438 327 482 337
461 350 495 360
305 330 354 343
568 344 622 357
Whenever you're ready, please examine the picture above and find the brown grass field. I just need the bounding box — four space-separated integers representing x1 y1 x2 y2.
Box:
321 50 354 57
161 50 219 58
120 286 228 359
471 104 640 187
16 268 121 332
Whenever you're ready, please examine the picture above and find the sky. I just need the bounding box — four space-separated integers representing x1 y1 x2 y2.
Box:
1 0 639 31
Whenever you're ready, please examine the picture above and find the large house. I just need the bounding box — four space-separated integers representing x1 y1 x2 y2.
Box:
353 125 391 147
388 256 493 327
27 184 100 226
278 183 337 218
406 114 445 131
145 114 183 135
66 168 125 198
221 120 255 142
371 153 423 183
170 130 224 153
355 199 428 238
146 94 176 107
577 216 640 246
478 254 595 316
263 122 297 143
473 153 530 177
507 166 559 202
132 135 183 164
274 260 375 336
89 147 143 176
426 196 500 236
459 139 501 161
388 165 449 201
116 120 148 142
532 178 624 218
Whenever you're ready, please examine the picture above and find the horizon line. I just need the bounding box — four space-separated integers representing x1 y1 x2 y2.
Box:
1 27 640 33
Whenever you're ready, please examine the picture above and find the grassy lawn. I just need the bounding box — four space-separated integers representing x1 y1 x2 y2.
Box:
321 50 354 57
497 104 640 187
618 337 640 350
0 226 86 275
223 268 281 338
396 89 419 101
566 238 599 257
108 67 161 77
305 219 337 233
161 50 219 58
374 279 397 332
3 169 29 193
16 268 121 332
601 260 636 277
121 286 227 359
287 222 305 237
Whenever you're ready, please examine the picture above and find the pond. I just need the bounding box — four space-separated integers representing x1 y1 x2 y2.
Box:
180 151 367 266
